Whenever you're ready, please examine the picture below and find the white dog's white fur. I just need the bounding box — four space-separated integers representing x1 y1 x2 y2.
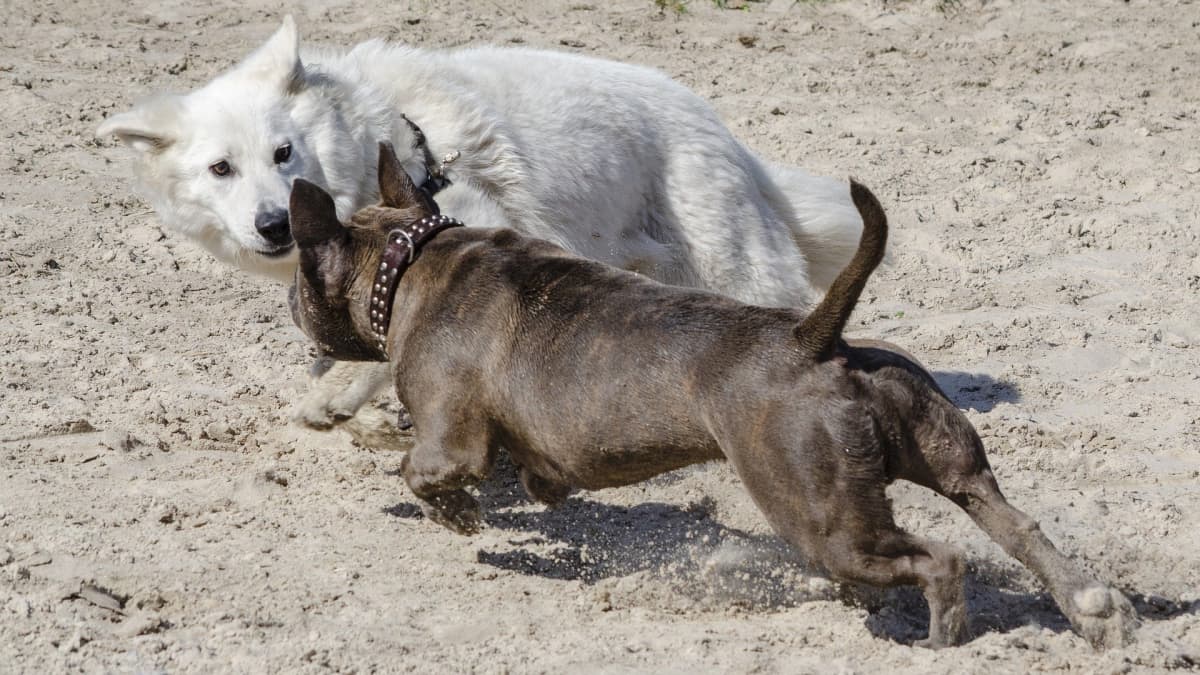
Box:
98 17 864 436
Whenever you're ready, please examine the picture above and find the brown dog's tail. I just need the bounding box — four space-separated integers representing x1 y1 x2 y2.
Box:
794 180 888 361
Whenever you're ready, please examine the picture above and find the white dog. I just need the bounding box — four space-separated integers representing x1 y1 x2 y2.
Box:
98 17 864 439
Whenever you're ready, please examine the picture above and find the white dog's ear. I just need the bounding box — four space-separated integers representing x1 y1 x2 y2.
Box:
96 94 182 154
238 15 305 93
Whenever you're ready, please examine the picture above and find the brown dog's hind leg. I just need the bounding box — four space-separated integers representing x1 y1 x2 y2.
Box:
727 450 969 648
895 401 1137 648
401 435 494 535
825 530 969 648
957 471 1138 648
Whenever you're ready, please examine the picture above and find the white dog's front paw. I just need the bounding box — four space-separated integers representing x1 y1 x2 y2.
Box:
340 405 416 451
291 359 413 450
326 387 373 422
292 385 345 430
292 358 388 431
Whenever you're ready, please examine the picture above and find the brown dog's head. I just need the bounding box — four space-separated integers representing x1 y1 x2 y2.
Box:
288 142 437 361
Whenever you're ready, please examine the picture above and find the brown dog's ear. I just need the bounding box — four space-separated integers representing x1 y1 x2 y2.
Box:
378 141 429 212
290 179 343 247
290 179 350 292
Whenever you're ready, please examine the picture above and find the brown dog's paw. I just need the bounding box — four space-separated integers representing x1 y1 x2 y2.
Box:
1071 585 1139 649
419 490 483 535
519 467 572 507
914 614 969 649
916 629 964 648
913 637 945 650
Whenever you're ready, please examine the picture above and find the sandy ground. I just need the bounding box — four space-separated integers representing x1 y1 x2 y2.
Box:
2 0 1198 671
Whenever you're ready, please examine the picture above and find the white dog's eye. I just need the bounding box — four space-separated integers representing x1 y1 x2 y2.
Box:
274 143 292 164
209 160 232 177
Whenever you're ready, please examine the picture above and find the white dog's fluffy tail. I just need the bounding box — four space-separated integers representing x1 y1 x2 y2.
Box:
767 163 872 293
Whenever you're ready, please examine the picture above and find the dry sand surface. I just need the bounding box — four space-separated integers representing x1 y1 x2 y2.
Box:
2 0 1199 671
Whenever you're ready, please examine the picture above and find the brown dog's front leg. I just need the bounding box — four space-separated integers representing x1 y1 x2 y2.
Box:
412 488 483 535
725 437 970 648
401 440 492 535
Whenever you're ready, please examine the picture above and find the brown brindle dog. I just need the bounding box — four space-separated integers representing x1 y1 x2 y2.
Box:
287 143 1136 649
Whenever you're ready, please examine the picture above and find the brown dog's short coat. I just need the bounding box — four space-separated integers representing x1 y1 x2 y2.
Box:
287 143 1136 648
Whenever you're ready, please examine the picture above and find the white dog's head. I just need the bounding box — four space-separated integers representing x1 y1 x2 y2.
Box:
98 17 366 283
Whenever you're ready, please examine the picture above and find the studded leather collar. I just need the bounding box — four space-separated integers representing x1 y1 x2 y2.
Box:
368 214 465 353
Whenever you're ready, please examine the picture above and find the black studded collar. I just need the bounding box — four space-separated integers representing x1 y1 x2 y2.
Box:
367 214 465 353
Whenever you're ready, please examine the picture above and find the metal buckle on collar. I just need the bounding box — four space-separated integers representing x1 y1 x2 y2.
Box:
390 228 417 263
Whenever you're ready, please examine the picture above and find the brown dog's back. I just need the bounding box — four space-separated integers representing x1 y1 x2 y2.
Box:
385 177 891 489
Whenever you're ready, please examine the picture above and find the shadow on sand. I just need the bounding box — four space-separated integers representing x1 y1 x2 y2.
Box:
383 451 1194 646
933 370 1021 413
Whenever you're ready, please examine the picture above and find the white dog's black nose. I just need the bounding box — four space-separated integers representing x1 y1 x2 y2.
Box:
255 209 292 247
